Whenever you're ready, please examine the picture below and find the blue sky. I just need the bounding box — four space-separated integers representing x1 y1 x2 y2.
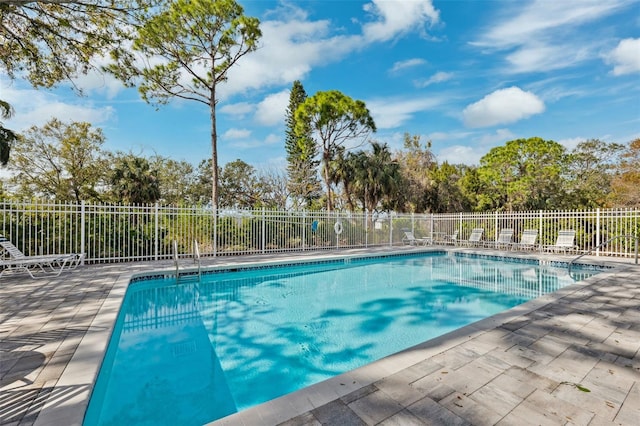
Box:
2 0 640 171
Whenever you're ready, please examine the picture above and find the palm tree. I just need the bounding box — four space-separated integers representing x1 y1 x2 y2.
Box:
352 142 402 212
328 146 358 211
110 155 161 204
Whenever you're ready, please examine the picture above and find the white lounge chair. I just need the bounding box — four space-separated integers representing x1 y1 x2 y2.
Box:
402 230 431 246
460 228 484 247
488 228 513 249
0 256 70 278
0 234 84 278
441 230 458 245
510 229 539 251
544 230 578 254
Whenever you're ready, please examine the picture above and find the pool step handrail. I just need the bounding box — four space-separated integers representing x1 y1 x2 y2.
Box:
568 234 638 275
193 240 201 278
173 239 202 281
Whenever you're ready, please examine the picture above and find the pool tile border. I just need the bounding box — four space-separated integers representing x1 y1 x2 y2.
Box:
130 249 613 284
129 250 448 282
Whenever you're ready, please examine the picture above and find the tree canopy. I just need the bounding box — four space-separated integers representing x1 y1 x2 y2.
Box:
610 138 640 207
0 100 17 166
351 142 402 213
295 90 376 211
8 118 107 202
395 133 437 213
3 122 636 211
105 0 261 209
0 0 153 166
1 0 152 91
476 137 567 211
219 159 260 209
110 153 161 204
564 139 624 208
285 80 321 209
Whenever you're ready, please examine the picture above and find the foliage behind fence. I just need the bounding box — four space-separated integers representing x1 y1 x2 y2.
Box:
1 201 638 263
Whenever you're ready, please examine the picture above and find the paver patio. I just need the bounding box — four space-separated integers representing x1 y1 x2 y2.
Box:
1 248 639 426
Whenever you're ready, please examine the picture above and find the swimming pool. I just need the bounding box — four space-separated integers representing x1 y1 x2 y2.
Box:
84 252 600 425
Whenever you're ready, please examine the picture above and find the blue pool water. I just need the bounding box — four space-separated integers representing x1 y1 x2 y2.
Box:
84 253 599 425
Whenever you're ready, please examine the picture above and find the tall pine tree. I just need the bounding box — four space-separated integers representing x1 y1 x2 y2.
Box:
285 80 321 209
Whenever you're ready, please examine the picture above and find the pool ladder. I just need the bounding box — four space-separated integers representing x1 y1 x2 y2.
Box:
173 240 202 282
568 234 638 275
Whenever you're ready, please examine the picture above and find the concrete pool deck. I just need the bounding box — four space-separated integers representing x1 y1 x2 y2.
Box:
1 247 639 425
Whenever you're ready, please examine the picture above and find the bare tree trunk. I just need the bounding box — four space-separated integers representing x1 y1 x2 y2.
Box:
323 152 333 212
210 88 219 209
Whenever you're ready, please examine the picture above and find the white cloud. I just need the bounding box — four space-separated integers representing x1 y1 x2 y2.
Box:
427 132 449 141
1 79 114 131
230 133 280 150
436 145 484 165
222 12 359 98
254 90 289 126
462 87 545 128
219 102 255 118
478 128 516 145
557 137 585 150
476 0 630 49
429 129 514 164
505 43 591 74
415 71 453 88
473 0 633 73
225 1 441 97
362 0 440 42
70 54 127 99
527 77 587 103
223 128 252 139
367 96 442 129
389 58 427 73
254 156 287 172
606 38 640 75
264 133 282 145
427 131 474 142
223 2 442 96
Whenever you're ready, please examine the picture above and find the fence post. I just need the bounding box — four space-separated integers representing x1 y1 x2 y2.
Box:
495 211 498 242
154 202 159 261
538 210 543 252
430 213 433 239
80 201 86 264
596 208 600 257
411 212 415 233
262 207 266 254
336 212 341 248
389 212 393 247
213 207 217 257
302 210 306 251
365 210 369 248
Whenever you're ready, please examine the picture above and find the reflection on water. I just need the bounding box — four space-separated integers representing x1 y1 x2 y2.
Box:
430 255 594 299
123 282 201 332
86 254 599 426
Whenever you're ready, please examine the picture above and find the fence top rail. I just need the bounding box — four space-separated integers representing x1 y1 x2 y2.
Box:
1 200 639 216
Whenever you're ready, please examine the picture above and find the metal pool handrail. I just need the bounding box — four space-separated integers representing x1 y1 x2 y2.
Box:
194 239 201 278
568 235 639 274
173 239 202 280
